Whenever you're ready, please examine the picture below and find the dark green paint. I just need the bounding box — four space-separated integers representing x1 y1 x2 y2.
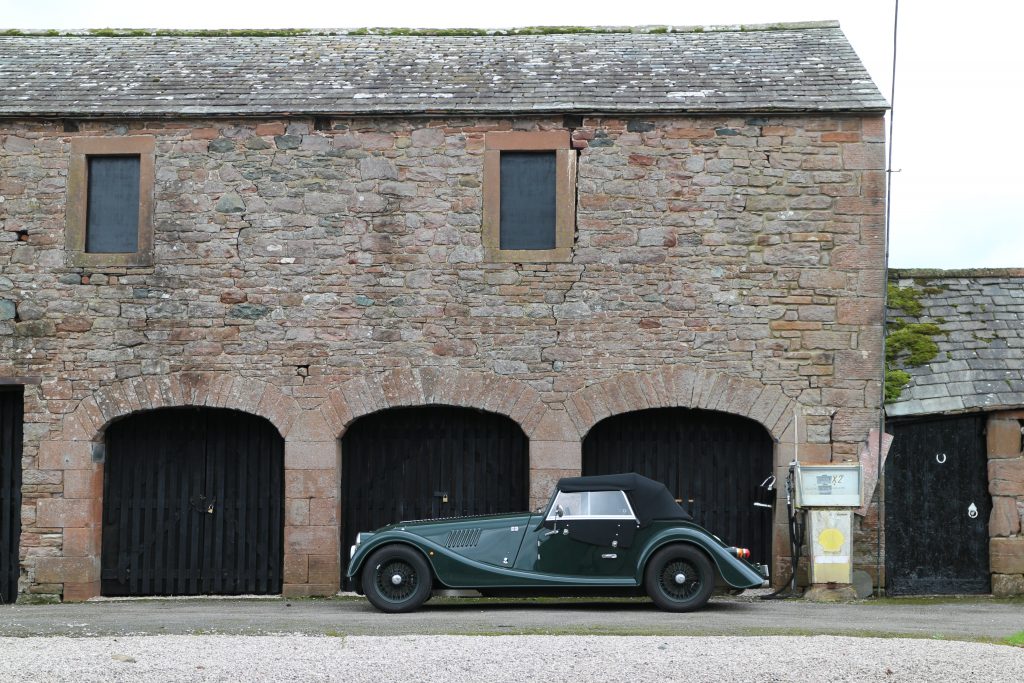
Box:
347 509 764 592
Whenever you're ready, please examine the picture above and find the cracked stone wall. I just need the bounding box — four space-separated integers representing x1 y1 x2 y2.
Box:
0 113 885 598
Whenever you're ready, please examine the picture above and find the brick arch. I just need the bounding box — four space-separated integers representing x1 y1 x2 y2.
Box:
30 372 303 603
566 366 800 444
321 367 560 440
566 366 805 586
59 372 299 443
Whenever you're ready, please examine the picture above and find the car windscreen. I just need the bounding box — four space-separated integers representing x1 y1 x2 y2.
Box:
546 490 635 520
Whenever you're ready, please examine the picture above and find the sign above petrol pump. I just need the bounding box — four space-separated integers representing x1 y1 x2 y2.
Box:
794 464 862 508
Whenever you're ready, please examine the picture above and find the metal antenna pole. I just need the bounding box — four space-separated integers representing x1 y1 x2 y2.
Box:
877 0 901 598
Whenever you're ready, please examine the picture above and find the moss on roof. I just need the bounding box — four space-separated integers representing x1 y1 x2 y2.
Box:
0 21 839 39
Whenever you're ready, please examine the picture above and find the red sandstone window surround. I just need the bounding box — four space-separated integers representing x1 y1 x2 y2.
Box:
66 136 155 268
482 130 576 263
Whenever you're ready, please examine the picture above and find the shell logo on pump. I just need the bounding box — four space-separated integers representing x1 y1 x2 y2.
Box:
818 527 845 554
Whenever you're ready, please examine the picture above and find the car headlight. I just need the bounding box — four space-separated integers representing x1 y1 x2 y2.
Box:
351 532 374 559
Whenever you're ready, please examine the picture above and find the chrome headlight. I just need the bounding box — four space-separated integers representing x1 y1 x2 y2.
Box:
351 531 374 559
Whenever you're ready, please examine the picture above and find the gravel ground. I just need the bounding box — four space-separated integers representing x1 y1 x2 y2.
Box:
1 635 1022 682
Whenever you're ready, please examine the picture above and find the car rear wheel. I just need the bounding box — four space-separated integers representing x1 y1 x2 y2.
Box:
361 545 432 613
644 544 715 612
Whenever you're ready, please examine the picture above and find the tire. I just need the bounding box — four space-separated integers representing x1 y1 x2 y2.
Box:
644 544 715 612
361 545 433 613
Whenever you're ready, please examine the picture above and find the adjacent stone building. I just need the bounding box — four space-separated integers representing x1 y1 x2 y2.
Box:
882 270 1024 596
0 23 888 602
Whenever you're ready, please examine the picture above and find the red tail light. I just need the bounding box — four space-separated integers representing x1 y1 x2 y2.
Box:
734 548 751 560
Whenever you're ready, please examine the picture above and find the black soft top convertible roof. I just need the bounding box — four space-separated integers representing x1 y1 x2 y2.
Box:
556 473 692 524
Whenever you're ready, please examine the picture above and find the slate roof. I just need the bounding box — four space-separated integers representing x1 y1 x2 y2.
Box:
886 269 1024 418
0 23 887 117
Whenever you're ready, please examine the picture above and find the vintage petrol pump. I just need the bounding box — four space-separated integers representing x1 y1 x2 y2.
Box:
793 462 863 598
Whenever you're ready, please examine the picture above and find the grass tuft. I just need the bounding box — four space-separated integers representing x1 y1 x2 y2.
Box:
1004 630 1024 647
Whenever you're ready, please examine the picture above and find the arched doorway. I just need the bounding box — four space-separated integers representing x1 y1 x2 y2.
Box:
101 407 284 596
583 407 774 564
340 406 529 572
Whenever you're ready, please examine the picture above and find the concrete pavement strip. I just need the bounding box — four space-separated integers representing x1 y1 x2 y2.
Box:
2 594 1022 641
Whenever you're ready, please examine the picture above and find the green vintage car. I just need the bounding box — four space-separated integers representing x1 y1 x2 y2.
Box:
346 473 768 613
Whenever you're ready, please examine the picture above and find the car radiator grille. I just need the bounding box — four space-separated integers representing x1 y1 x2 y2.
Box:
444 528 482 548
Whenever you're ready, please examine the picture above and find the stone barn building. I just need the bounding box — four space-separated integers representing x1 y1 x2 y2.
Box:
0 22 888 602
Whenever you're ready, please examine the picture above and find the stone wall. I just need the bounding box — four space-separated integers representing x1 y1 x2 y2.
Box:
0 113 886 600
988 412 1024 596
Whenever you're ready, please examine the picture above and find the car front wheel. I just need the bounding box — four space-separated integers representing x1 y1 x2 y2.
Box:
361 545 433 613
644 544 715 612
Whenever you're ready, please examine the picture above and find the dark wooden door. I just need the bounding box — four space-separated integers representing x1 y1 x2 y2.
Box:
102 407 283 596
583 408 774 564
1 387 23 604
885 414 990 595
341 406 529 573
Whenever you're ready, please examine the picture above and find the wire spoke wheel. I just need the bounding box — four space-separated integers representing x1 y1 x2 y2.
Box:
645 544 715 612
361 545 432 613
657 559 701 600
375 559 419 603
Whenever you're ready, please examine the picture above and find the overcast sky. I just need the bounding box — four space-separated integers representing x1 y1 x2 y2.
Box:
4 0 1022 269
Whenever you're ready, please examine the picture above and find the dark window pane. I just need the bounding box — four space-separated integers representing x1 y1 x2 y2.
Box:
86 156 140 253
500 152 556 250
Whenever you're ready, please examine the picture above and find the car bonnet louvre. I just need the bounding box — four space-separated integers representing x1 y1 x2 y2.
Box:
444 528 482 548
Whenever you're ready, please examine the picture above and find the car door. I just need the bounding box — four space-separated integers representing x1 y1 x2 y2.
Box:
534 490 638 577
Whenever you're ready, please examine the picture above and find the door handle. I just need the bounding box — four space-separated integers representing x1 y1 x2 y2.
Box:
967 502 978 519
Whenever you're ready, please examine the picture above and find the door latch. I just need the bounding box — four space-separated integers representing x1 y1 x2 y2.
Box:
189 494 216 515
967 502 978 519
433 491 449 504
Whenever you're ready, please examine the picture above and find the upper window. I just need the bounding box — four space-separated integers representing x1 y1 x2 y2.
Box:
67 136 155 267
483 131 575 263
546 490 636 520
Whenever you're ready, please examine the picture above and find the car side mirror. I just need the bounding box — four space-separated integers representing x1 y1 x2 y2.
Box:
555 504 564 519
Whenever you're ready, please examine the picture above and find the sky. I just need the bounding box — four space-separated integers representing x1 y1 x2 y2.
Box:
3 0 1023 269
